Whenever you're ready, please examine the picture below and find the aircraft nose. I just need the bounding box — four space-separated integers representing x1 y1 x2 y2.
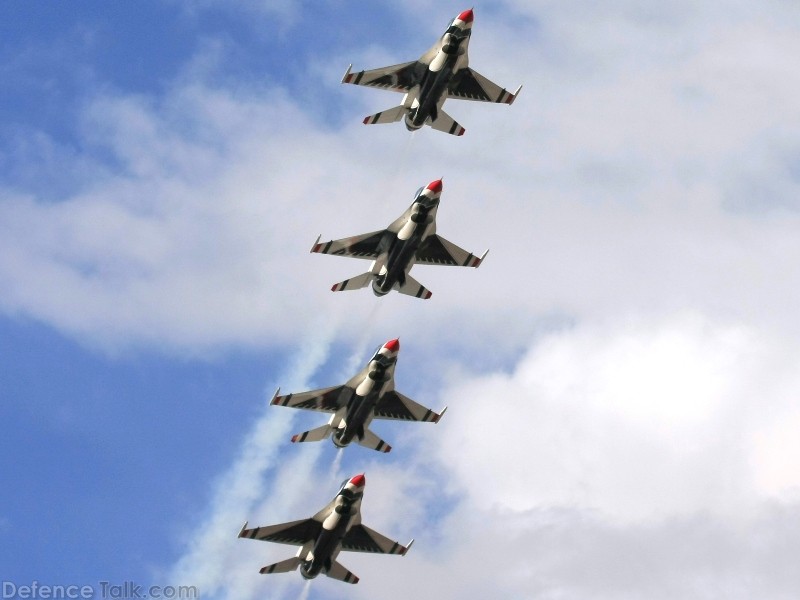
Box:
426 179 443 194
457 9 474 24
349 473 366 488
384 338 400 352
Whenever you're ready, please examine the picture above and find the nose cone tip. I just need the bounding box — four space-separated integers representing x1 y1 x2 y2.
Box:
384 338 400 352
427 179 443 193
349 473 366 488
457 9 474 23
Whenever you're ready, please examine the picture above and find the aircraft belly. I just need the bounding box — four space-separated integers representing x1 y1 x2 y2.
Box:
340 394 379 444
310 522 348 575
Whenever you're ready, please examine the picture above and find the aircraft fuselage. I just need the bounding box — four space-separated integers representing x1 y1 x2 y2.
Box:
405 30 471 131
301 496 358 579
333 359 395 447
371 202 437 296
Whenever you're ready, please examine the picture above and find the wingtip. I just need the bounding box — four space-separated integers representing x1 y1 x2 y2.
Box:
478 249 490 266
403 539 415 555
341 63 353 84
310 234 321 253
436 406 448 422
238 521 249 538
270 387 281 405
509 84 523 105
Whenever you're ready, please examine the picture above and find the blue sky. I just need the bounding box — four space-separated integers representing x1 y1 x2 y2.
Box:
3 1 800 599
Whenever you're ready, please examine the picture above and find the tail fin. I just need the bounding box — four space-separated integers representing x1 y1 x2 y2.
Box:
363 105 406 125
430 108 465 136
291 424 332 444
397 273 432 299
357 428 392 453
259 556 302 575
331 272 373 292
326 560 359 584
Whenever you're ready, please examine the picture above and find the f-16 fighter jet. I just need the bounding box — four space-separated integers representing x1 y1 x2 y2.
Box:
272 338 446 453
311 179 487 299
239 473 412 584
342 8 521 135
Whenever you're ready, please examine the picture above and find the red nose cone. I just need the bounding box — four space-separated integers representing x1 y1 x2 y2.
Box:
457 9 474 23
426 179 443 193
349 473 366 488
384 338 400 352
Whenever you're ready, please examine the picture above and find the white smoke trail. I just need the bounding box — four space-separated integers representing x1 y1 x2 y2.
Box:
167 316 340 600
329 447 345 487
340 300 386 376
296 578 312 600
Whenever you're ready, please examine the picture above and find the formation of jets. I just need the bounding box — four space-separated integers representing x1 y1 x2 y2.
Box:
239 8 520 586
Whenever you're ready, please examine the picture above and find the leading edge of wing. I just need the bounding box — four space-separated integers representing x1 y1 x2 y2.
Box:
416 234 488 267
311 231 385 260
239 518 321 546
341 524 413 555
448 67 522 104
342 61 424 92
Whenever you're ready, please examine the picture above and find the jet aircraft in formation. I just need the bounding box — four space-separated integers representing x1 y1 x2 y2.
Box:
241 7 519 587
342 8 522 135
271 338 446 453
311 179 487 299
239 474 412 584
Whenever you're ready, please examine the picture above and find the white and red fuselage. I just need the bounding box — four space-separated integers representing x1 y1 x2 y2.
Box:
327 340 399 449
300 474 365 579
369 180 442 297
402 9 474 131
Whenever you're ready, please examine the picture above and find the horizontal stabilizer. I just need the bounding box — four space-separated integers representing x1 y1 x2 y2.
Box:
259 556 302 575
291 424 332 444
397 273 432 300
363 106 406 125
331 272 373 292
326 560 359 584
430 108 465 136
357 428 392 453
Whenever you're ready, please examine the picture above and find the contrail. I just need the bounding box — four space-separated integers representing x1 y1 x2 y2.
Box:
296 580 312 600
329 447 345 486
167 316 339 600
340 300 385 376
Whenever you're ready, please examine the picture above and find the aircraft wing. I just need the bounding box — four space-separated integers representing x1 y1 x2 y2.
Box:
341 524 411 555
448 67 520 104
342 61 425 92
311 231 385 260
374 390 443 422
416 234 486 267
271 386 347 413
239 518 321 546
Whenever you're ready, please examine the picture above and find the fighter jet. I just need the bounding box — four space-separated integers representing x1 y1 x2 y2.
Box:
272 338 446 453
311 179 487 299
239 473 412 584
342 8 521 135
